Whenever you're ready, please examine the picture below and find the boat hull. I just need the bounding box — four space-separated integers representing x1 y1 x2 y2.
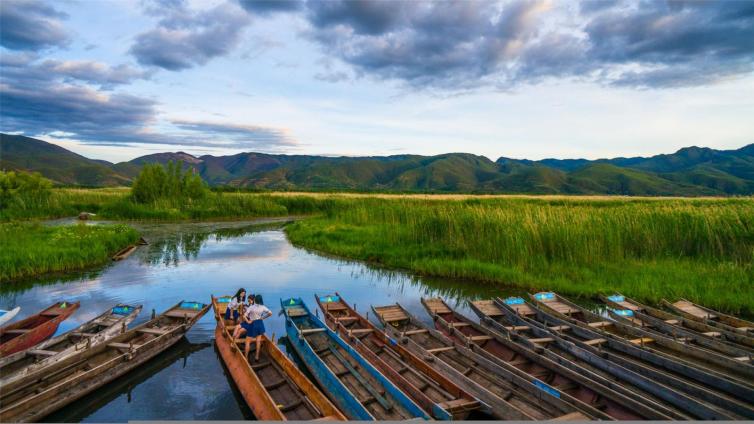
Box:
0 302 80 357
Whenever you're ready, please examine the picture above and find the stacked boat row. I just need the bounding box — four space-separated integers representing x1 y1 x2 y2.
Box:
0 301 210 422
215 292 754 421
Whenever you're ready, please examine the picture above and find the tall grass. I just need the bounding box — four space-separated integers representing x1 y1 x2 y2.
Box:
286 197 754 314
0 222 140 282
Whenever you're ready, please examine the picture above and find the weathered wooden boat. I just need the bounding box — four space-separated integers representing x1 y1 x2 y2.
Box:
422 297 673 420
315 293 481 420
281 297 430 421
0 307 20 327
112 244 138 261
601 294 754 358
0 301 80 357
530 292 754 388
663 298 754 336
0 300 209 422
372 302 596 421
518 296 754 418
471 298 739 420
0 304 142 386
212 295 345 421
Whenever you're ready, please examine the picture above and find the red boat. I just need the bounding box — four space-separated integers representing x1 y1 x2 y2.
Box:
0 301 80 357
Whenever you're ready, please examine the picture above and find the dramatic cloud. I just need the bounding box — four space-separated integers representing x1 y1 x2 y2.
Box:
1 54 150 89
294 0 754 90
237 0 303 15
131 1 252 71
0 0 70 51
173 120 297 150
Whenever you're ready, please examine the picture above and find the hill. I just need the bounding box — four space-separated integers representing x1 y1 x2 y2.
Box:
1 133 752 195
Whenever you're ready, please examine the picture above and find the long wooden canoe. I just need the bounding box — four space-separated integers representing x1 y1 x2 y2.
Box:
0 304 142 386
0 301 80 357
663 299 754 336
315 293 480 420
422 297 671 420
519 296 754 418
530 292 754 388
471 298 734 420
211 295 345 421
372 302 595 421
601 294 754 359
281 297 429 421
0 300 209 422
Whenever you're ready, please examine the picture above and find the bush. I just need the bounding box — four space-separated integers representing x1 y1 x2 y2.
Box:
131 161 208 204
0 171 52 211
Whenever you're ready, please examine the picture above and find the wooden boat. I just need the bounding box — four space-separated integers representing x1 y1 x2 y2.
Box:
0 301 80 357
112 244 138 261
530 292 754 388
601 294 754 358
664 299 754 336
422 297 672 420
372 302 596 421
281 297 430 421
0 300 209 422
211 295 345 421
520 296 754 418
315 293 480 420
0 307 20 327
0 304 142 386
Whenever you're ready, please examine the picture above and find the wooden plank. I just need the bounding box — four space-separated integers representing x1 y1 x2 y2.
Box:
301 328 326 335
137 328 169 335
583 338 607 346
28 349 58 356
426 346 456 354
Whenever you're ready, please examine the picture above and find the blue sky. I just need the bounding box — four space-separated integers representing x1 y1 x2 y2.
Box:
1 0 753 163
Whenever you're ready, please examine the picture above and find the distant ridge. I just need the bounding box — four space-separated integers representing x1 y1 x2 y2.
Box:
1 133 753 195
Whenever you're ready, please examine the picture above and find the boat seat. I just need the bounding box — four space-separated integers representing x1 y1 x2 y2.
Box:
324 304 347 311
733 356 753 362
4 329 31 334
469 335 492 341
300 328 326 335
334 317 358 322
448 322 470 328
552 411 589 421
138 327 170 335
28 349 58 356
583 338 607 346
165 310 198 319
664 319 680 325
263 378 287 390
402 329 428 335
628 337 654 345
348 329 373 334
426 346 455 354
528 337 554 344
286 307 308 317
587 321 612 328
702 331 721 337
109 342 139 350
72 332 98 337
547 325 570 331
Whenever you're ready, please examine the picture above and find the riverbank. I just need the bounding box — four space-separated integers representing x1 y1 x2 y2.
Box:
285 196 754 314
0 222 140 282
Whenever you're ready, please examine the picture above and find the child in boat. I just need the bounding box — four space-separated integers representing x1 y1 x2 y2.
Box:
225 288 246 323
233 294 272 361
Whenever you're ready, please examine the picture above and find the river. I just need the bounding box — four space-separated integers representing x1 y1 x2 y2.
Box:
1 219 520 422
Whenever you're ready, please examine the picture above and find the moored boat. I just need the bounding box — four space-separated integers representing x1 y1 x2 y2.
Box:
315 293 481 420
211 295 345 421
0 300 209 422
663 299 754 336
523 295 754 418
421 297 672 420
0 301 80 357
372 302 595 421
530 292 754 388
0 304 142 386
281 297 430 421
0 307 20 327
601 294 754 358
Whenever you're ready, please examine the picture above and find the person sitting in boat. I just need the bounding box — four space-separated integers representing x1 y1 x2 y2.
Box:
225 288 246 323
232 294 272 361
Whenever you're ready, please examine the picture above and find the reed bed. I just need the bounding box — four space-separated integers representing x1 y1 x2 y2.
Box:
286 197 754 314
0 223 140 282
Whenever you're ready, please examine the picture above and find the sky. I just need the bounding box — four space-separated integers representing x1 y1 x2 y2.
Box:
1 0 753 163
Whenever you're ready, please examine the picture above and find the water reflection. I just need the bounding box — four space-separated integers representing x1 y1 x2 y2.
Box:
1 219 548 421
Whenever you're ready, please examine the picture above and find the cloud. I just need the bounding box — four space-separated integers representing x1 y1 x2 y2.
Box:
293 0 754 90
0 0 70 51
237 0 303 15
172 120 297 150
131 1 252 71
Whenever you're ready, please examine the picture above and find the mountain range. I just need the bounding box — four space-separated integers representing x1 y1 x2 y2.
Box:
2 133 753 196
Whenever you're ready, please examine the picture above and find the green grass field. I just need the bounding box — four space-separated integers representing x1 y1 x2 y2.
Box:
285 196 754 314
0 222 140 282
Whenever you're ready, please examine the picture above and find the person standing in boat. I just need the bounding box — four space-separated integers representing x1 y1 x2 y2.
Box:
225 288 246 324
233 294 272 361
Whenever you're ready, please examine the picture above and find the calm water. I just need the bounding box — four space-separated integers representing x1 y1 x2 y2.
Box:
1 219 519 422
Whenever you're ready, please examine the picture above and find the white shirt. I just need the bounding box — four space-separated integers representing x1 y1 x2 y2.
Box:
228 297 242 311
245 304 271 322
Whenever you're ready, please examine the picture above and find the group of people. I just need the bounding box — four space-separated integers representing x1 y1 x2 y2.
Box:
225 288 273 361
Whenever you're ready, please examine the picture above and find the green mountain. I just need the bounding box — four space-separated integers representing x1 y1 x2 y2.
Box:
1 133 752 195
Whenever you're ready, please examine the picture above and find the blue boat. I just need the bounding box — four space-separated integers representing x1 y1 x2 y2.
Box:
280 297 430 420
